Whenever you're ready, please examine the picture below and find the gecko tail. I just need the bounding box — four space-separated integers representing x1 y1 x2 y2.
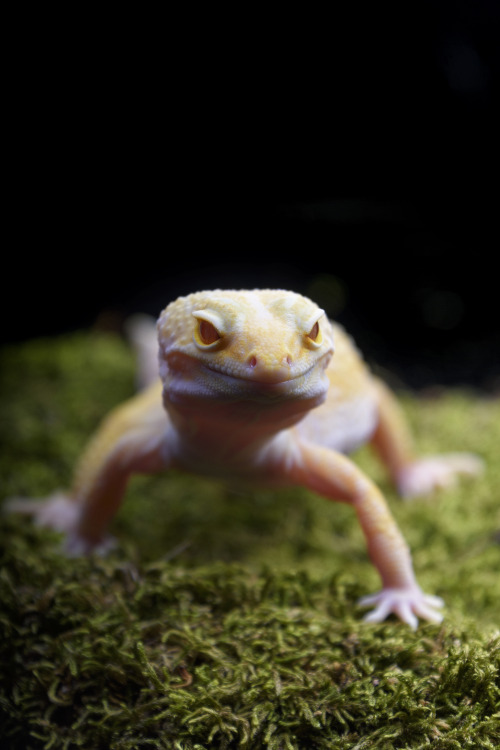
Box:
124 313 160 390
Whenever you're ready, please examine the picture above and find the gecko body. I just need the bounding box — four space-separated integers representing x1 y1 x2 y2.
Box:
7 289 483 628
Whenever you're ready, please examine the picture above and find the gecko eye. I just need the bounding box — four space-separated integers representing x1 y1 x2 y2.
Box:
305 319 323 348
196 319 221 346
308 321 320 341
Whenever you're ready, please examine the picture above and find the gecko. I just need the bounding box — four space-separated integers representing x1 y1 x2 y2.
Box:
6 289 483 628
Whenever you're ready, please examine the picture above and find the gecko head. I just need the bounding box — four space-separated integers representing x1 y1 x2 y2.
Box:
157 289 334 417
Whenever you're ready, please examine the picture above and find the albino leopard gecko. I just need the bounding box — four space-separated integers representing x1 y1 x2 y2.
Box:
6 289 483 628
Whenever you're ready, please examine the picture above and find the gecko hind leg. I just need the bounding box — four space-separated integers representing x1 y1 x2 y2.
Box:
370 378 484 499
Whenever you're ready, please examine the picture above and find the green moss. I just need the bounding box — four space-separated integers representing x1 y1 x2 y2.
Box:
1 332 499 749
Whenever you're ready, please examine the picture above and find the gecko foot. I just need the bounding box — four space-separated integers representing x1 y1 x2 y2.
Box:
4 493 115 556
4 492 81 532
358 586 444 629
64 531 117 557
397 453 484 499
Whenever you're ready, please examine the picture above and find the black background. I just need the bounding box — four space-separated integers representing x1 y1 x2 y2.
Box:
4 4 499 390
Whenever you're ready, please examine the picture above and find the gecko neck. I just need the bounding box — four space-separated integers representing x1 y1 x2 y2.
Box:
163 390 319 462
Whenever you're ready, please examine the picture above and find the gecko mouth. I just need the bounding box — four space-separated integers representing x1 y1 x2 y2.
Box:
203 364 311 385
163 350 333 404
199 351 332 398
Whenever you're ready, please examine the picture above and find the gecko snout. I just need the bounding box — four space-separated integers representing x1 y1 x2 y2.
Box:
246 352 294 383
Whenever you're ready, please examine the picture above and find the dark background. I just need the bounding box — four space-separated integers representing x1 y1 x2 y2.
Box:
4 4 499 391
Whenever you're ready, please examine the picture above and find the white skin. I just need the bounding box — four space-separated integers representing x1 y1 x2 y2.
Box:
6 290 483 628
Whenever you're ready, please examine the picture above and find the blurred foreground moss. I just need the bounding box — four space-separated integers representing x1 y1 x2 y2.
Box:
1 331 499 749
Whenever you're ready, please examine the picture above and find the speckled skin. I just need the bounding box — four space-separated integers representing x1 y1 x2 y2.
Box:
7 289 483 628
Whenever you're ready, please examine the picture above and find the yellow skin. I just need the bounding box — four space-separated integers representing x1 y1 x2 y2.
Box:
7 289 483 628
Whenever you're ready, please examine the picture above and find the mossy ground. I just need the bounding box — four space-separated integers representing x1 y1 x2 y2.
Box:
1 331 499 749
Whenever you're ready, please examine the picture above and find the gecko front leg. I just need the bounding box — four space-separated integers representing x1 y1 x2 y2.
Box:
6 382 168 555
285 436 444 628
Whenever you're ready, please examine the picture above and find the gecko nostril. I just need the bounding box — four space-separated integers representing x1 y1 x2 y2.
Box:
247 354 292 373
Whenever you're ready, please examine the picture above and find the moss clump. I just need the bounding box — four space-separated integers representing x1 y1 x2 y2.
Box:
1 331 499 749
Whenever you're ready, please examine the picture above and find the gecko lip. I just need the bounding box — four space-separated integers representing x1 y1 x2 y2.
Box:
201 351 332 391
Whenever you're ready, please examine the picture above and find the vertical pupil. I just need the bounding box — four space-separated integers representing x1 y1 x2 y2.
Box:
199 320 219 344
309 322 319 340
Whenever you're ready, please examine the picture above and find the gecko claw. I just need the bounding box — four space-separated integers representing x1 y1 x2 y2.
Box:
64 532 117 557
359 587 444 629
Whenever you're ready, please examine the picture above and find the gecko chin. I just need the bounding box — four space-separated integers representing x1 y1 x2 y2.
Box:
183 374 327 418
164 374 328 433
201 355 331 402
